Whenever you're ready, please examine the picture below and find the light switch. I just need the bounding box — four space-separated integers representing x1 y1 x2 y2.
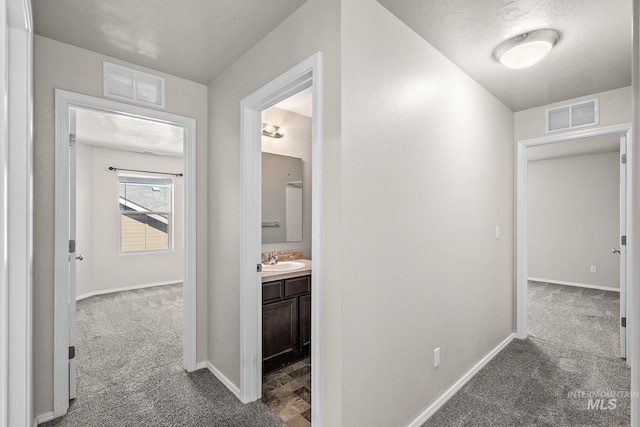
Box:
495 226 501 239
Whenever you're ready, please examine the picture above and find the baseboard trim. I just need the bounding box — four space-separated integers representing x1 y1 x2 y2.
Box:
407 333 515 427
196 361 207 370
205 361 242 401
34 411 55 426
76 280 183 301
528 277 619 293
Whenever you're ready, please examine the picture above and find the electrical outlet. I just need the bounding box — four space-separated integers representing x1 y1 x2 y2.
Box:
434 347 440 368
590 265 597 273
495 226 501 239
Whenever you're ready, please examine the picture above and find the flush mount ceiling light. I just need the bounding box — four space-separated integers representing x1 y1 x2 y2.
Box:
262 122 285 138
493 29 560 69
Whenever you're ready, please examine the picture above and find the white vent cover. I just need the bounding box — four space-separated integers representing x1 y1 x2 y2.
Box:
545 99 598 132
103 62 165 108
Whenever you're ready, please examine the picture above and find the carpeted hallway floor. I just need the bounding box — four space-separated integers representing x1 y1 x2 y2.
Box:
42 284 285 427
422 281 631 426
42 281 631 426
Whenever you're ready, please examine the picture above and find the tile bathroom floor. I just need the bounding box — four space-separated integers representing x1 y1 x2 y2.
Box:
261 358 312 427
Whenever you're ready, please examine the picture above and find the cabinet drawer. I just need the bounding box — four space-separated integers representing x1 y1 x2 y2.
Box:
262 280 284 303
284 276 310 297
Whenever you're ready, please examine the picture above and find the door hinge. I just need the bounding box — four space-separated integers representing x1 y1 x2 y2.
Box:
621 153 627 164
69 346 76 359
69 239 76 253
69 134 76 147
257 263 262 272
621 317 626 328
621 235 627 246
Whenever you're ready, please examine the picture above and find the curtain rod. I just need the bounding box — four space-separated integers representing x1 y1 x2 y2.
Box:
108 166 183 177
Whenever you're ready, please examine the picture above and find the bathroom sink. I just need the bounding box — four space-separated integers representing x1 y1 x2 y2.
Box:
262 261 306 272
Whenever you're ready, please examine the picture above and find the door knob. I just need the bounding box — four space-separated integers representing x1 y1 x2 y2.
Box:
612 248 621 254
76 254 84 261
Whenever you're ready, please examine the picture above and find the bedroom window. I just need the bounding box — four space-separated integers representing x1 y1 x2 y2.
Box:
118 175 173 253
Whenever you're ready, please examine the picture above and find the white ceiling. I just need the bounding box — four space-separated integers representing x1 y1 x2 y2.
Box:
273 87 313 117
75 107 184 157
32 0 308 85
33 1 632 112
528 134 620 162
377 0 632 111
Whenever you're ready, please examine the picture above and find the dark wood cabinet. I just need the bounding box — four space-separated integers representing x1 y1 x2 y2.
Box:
262 275 311 375
262 298 297 371
299 294 311 355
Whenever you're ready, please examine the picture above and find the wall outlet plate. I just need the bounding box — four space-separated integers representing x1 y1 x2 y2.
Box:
434 347 440 368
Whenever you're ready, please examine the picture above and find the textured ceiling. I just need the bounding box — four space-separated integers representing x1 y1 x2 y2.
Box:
32 0 308 85
75 108 184 157
33 1 632 111
377 0 632 111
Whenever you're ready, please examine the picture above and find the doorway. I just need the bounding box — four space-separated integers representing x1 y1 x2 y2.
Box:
515 123 635 422
526 134 625 357
239 53 322 426
515 123 633 353
260 88 313 426
53 90 198 417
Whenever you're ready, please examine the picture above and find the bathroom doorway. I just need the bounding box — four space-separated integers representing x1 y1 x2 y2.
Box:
239 53 322 426
260 88 313 426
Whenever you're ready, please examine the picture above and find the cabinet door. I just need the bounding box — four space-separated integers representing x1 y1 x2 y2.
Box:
262 280 283 303
285 275 310 297
299 294 311 355
263 298 298 374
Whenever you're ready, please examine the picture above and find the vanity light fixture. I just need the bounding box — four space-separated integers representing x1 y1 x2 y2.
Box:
493 29 560 69
262 122 285 138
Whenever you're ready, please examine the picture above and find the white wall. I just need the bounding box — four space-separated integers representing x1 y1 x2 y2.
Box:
515 86 632 140
3 1 34 425
33 35 208 416
261 106 312 258
340 1 514 425
209 0 515 424
528 152 620 289
0 4 7 425
207 0 343 423
76 143 184 297
632 2 640 420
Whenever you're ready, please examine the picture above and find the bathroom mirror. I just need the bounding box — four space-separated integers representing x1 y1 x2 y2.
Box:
262 152 303 243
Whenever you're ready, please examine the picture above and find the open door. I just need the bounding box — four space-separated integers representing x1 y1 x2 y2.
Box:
618 134 627 360
68 108 78 399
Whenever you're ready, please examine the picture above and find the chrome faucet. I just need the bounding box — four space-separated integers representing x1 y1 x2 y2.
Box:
265 251 278 265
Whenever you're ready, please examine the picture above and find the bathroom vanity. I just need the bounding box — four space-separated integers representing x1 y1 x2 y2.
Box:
262 259 311 375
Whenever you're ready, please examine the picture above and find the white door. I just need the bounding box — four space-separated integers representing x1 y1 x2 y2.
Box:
68 108 78 399
618 134 627 360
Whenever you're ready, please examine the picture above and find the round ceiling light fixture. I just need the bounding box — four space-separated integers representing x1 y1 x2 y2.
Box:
493 29 560 69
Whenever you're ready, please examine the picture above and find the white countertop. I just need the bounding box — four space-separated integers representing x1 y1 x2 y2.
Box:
261 258 312 282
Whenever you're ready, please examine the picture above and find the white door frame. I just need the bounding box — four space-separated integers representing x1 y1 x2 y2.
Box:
515 122 636 415
239 52 322 425
1 1 33 426
53 90 198 417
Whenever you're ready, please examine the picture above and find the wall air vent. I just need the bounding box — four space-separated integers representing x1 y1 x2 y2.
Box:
103 62 166 108
545 98 598 133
